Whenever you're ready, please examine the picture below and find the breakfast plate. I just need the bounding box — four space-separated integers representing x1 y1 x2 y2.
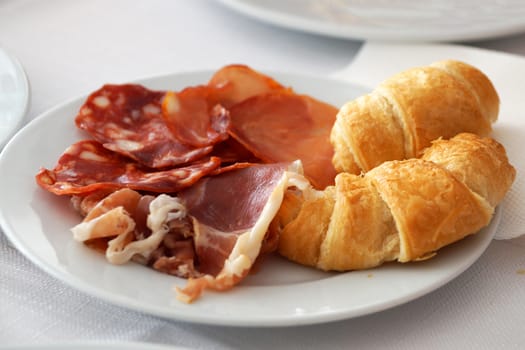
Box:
0 69 499 327
0 47 30 149
219 0 525 42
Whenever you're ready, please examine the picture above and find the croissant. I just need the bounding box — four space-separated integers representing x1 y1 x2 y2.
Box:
275 133 515 271
331 60 500 174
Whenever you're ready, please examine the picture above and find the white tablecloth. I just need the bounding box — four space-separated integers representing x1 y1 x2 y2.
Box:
1 1 525 349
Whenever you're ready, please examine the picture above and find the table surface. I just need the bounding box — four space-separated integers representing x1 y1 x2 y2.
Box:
1 1 525 349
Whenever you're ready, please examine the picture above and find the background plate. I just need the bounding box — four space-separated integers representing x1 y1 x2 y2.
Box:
219 0 525 42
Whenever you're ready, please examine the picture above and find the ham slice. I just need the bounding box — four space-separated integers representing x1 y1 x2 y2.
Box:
70 188 192 269
175 161 311 302
75 84 213 168
36 140 221 195
208 64 291 108
161 64 289 148
161 87 230 148
228 92 339 189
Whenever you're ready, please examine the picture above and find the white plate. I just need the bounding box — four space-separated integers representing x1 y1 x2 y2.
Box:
219 0 525 42
0 70 498 327
0 47 30 148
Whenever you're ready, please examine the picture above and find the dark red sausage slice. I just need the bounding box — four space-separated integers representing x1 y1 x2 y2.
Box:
75 84 213 168
36 140 221 195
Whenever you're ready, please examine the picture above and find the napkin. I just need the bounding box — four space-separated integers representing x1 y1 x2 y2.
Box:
333 42 525 240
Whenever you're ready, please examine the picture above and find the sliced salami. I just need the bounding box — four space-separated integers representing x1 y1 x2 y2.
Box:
36 140 221 195
75 84 213 168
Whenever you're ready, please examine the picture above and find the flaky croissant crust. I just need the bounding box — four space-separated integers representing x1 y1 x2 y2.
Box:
331 60 500 174
276 133 515 271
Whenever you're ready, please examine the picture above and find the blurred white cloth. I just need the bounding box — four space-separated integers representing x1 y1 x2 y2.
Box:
3 229 525 349
1 1 525 349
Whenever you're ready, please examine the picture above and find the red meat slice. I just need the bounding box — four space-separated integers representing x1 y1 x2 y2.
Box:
75 84 213 168
161 87 230 148
161 64 290 148
175 162 303 302
208 64 291 108
228 92 339 189
35 140 221 195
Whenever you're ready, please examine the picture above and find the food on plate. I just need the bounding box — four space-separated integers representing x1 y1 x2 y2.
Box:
35 61 515 302
160 64 291 149
228 92 338 189
36 64 335 301
275 133 515 271
331 60 500 174
75 84 218 168
70 162 310 302
36 140 222 195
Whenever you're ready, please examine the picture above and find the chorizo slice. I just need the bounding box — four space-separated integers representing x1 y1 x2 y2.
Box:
75 84 213 168
36 140 221 195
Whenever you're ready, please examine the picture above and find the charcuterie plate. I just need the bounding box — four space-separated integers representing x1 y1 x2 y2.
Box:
0 70 499 327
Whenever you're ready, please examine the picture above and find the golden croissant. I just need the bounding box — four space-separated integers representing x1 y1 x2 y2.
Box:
331 60 500 174
275 133 515 271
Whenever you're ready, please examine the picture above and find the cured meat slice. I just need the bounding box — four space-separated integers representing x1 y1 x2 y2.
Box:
71 188 195 271
105 194 187 265
161 87 230 148
75 84 212 168
161 64 289 149
208 64 291 108
175 161 311 303
36 140 221 195
209 137 258 164
67 161 313 300
228 92 339 189
71 188 141 245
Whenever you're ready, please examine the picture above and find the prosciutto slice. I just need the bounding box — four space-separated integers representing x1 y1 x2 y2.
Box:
75 84 213 168
66 161 313 302
175 161 311 302
228 92 339 189
36 140 221 195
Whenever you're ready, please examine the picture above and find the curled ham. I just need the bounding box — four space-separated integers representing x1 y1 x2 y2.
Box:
71 188 194 270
